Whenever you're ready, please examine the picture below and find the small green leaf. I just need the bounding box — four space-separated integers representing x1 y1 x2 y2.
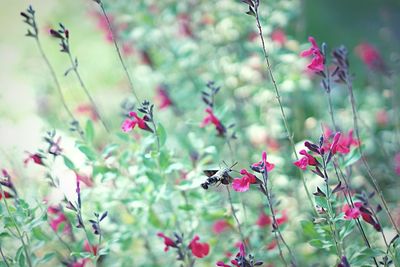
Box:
85 120 95 143
77 145 97 161
63 155 76 170
148 208 163 228
314 196 328 210
157 123 167 147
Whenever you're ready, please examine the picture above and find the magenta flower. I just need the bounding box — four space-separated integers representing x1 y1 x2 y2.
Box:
300 36 325 72
200 107 226 136
251 151 275 173
121 111 153 133
293 149 318 170
323 128 359 155
232 169 257 192
342 202 381 231
48 206 71 234
157 232 177 252
189 235 210 258
271 29 286 46
355 43 386 72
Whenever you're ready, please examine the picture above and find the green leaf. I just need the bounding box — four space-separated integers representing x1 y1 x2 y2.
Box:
16 246 26 267
63 155 76 170
344 146 362 167
157 123 167 147
37 252 56 264
314 196 328 210
77 145 97 161
308 239 324 248
148 208 163 228
301 220 319 239
85 120 95 143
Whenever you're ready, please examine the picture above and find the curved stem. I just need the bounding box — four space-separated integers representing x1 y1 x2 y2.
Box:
254 11 315 214
98 2 140 103
0 244 10 267
226 187 248 251
66 50 110 133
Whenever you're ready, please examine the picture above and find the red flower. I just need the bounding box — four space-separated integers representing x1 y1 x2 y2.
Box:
293 149 318 170
178 13 193 38
232 169 257 192
355 43 386 72
157 232 177 252
251 151 275 173
155 85 173 110
189 235 210 258
121 112 153 133
271 29 286 46
24 152 45 166
342 202 381 231
201 107 226 136
256 211 272 227
212 219 230 234
323 127 359 155
300 36 325 72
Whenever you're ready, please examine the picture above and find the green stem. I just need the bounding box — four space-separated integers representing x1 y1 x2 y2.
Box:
0 244 10 267
66 48 110 133
0 185 32 267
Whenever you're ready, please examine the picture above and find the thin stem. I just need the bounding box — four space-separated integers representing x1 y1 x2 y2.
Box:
226 187 248 251
346 78 400 235
261 171 297 266
327 92 338 132
34 37 84 140
0 244 10 267
254 11 315 214
66 50 110 133
150 120 160 152
0 185 32 267
97 2 140 103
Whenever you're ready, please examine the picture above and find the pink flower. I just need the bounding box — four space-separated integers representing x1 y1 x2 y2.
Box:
155 85 173 109
48 206 71 234
189 235 210 258
201 107 226 136
394 153 400 176
343 202 362 220
267 240 277 250
300 36 325 72
251 151 275 173
24 152 45 166
232 169 257 192
178 13 193 38
376 110 389 126
69 259 88 267
212 219 230 234
355 43 386 72
323 127 359 155
271 29 286 46
293 156 309 170
121 112 153 133
256 211 272 227
76 104 99 122
157 232 177 252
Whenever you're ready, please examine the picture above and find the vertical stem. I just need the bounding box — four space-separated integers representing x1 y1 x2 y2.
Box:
66 51 110 133
346 78 400 235
0 185 32 267
254 12 315 214
34 37 84 140
98 2 140 103
226 187 248 251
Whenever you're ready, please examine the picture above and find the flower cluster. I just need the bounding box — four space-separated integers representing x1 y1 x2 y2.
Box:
157 232 210 259
342 202 381 231
121 111 153 133
300 36 325 73
216 243 262 267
